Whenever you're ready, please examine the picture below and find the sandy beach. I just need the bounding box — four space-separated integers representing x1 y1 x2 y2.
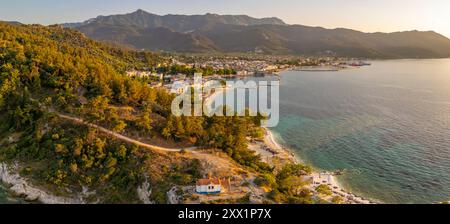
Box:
203 81 376 204
249 128 376 204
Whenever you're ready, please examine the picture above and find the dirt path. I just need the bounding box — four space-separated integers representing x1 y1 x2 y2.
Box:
57 114 197 153
57 113 267 202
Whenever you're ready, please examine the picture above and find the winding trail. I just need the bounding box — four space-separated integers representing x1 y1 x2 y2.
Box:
56 114 197 153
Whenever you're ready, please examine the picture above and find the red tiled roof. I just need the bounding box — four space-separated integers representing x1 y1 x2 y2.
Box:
196 178 221 186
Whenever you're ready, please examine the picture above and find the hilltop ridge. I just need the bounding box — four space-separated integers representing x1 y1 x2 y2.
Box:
61 10 450 58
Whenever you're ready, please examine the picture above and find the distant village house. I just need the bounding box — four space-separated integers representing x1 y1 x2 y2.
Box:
126 70 163 80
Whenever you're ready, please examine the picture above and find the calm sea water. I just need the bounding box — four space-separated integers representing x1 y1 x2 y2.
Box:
0 184 22 204
216 59 450 204
273 59 450 204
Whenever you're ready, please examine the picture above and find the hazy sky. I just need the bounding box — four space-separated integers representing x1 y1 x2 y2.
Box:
1 0 450 37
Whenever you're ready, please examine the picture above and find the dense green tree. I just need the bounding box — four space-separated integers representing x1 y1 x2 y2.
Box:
135 107 153 133
332 196 344 204
316 184 333 197
0 22 280 202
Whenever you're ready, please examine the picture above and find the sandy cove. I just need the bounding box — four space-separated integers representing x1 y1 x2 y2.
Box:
248 127 376 204
205 83 376 204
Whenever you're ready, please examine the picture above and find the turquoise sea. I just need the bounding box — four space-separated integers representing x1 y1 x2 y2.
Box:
0 184 23 204
216 59 450 204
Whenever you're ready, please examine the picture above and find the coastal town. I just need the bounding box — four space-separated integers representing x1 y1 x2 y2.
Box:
125 55 371 94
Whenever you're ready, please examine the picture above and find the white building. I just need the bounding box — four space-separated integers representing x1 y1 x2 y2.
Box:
236 70 248 76
126 70 151 78
196 178 222 194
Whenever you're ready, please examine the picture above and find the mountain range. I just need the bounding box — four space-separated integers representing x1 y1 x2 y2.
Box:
64 9 450 58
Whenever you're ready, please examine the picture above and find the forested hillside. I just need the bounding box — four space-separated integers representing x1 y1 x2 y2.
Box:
0 23 271 203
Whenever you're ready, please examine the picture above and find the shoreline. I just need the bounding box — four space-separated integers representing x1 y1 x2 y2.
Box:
0 161 153 204
0 73 377 205
0 162 85 204
259 128 376 204
204 74 377 204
